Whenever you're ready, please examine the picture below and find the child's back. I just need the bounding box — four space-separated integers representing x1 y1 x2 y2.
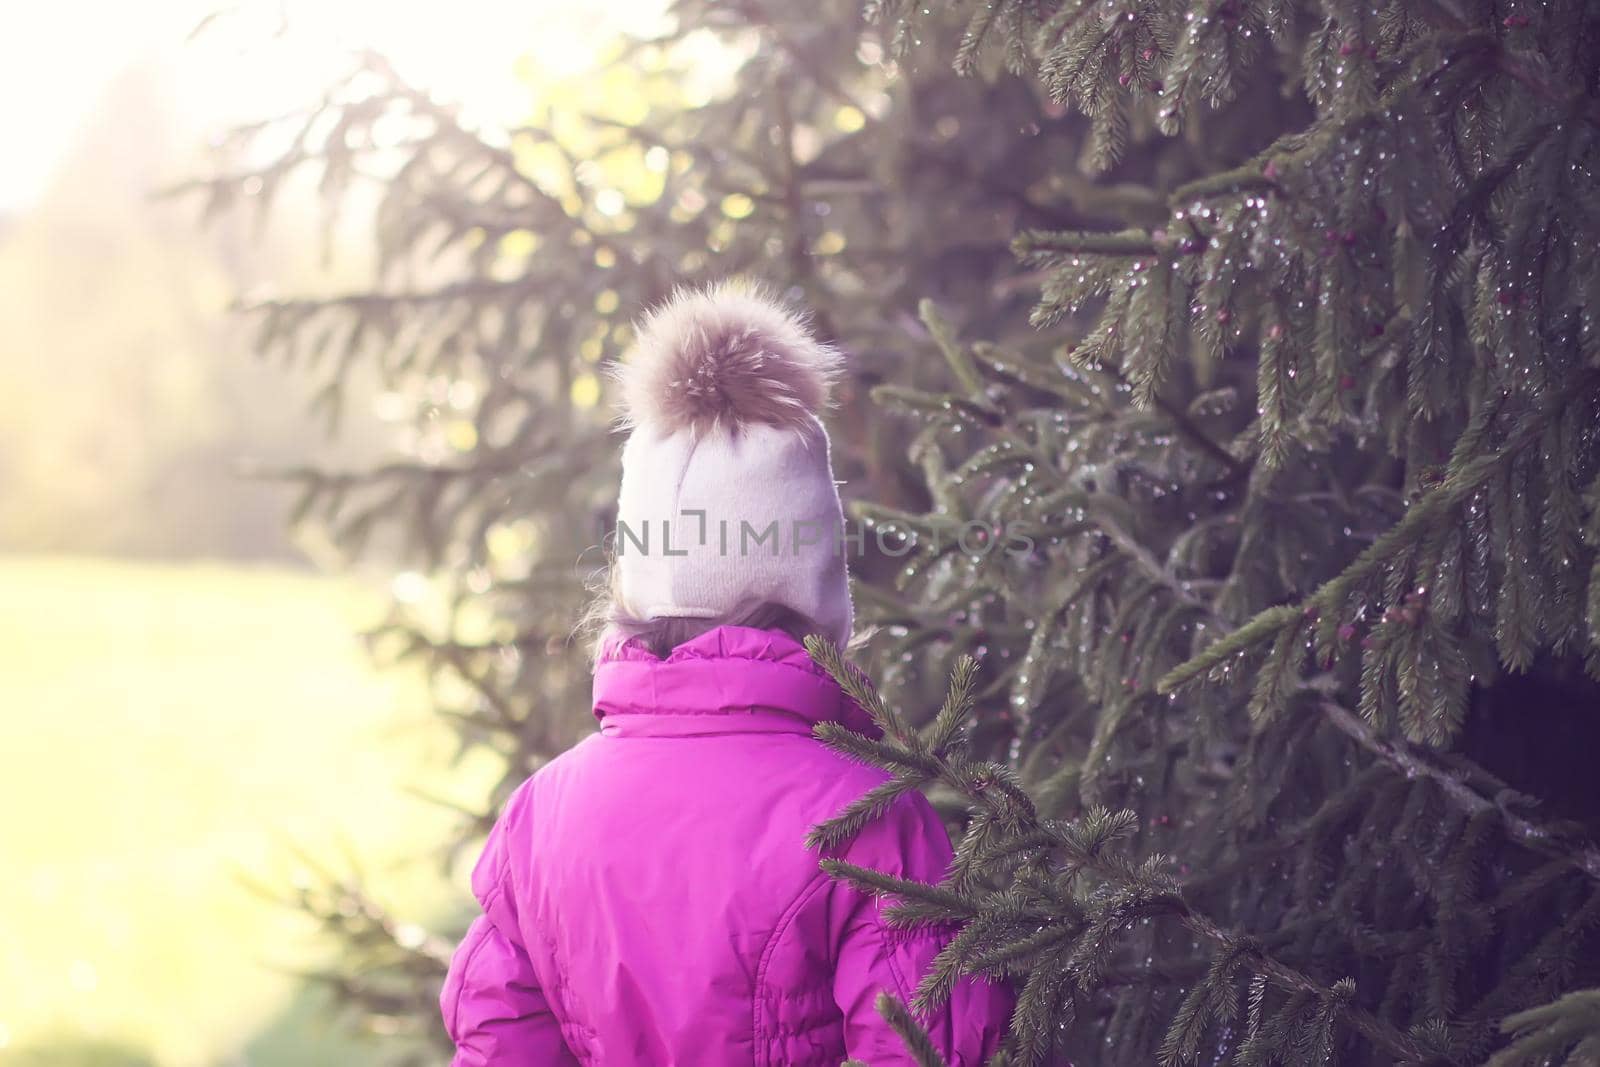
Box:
439 281 1014 1064
442 625 1012 1065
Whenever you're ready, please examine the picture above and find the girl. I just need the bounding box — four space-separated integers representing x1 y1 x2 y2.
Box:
439 280 1015 1065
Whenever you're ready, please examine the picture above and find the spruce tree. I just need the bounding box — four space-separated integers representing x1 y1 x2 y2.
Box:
184 0 1600 1063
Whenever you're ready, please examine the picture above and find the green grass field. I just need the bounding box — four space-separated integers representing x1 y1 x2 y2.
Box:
0 556 500 1066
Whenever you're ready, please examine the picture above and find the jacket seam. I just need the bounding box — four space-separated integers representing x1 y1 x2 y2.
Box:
478 875 507 920
880 918 917 1008
752 870 833 1067
446 910 498 1039
603 648 832 682
449 799 516 1042
881 918 960 945
474 777 527 908
597 728 817 740
598 704 821 718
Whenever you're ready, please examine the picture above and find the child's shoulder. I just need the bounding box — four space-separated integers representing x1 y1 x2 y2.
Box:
516 732 606 795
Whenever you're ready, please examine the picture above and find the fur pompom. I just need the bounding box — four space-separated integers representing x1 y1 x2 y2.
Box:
613 279 842 436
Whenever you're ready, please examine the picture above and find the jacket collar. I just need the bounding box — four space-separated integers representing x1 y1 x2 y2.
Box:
591 624 881 739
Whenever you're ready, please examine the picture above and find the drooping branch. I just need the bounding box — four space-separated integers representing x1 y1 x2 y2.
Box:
806 641 1444 1065
1317 699 1600 885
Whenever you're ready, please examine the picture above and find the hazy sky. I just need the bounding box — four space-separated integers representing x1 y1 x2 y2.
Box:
0 0 671 212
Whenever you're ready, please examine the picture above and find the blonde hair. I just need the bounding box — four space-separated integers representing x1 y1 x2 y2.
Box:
576 551 852 663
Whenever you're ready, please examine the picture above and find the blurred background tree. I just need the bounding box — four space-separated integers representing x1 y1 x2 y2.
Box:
0 5 606 1064
183 0 1600 1063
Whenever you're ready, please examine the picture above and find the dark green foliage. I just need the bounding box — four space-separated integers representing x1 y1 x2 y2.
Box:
188 0 1600 1062
833 0 1600 1060
1489 989 1600 1066
806 648 1447 1065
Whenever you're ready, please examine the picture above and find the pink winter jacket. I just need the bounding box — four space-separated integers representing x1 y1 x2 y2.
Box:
439 624 1015 1065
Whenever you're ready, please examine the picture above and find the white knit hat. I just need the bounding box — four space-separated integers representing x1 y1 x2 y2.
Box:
608 279 853 649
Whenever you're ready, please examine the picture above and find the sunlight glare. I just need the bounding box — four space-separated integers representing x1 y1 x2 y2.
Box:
0 0 675 211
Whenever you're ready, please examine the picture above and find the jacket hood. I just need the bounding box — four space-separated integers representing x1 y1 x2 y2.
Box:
591 624 880 739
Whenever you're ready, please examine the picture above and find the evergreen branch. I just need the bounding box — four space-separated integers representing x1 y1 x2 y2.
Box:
355 50 583 210
1012 228 1159 257
991 256 1246 485
1175 910 1434 1063
874 991 953 1067
814 722 941 774
1159 939 1255 1066
1317 699 1600 886
240 276 540 314
871 383 1005 426
853 501 985 543
1162 608 1600 893
805 635 923 748
771 66 826 324
822 609 1458 1061
818 858 980 920
1161 369 1600 694
920 299 991 401
1035 0 1106 52
245 448 538 489
1488 51 1600 131
156 140 433 199
1403 4 1600 131
1489 989 1600 1066
962 917 1082 975
1107 846 1432 1061
916 311 1249 539
1157 605 1303 692
759 15 874 116
427 643 523 732
1083 494 1211 613
806 775 933 852
895 685 1445 1064
1170 165 1281 204
1103 365 1251 480
922 655 980 754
